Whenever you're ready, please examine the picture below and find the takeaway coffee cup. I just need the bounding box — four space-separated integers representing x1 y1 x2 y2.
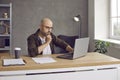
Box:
14 47 21 59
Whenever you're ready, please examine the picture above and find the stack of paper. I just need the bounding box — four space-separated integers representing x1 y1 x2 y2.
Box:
32 57 56 64
3 58 25 66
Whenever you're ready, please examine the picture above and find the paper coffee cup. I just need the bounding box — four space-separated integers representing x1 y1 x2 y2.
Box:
14 47 21 59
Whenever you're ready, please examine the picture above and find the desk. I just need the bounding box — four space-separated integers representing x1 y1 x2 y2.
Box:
0 52 120 80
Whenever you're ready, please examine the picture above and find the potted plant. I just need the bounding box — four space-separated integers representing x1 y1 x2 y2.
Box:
94 40 110 54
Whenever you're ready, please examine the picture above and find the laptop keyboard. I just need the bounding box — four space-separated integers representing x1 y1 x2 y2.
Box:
57 53 73 60
64 53 73 56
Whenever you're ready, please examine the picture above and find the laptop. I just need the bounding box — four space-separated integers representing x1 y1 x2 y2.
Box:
57 37 89 60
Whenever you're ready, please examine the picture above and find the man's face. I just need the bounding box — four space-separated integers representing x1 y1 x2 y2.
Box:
40 21 53 36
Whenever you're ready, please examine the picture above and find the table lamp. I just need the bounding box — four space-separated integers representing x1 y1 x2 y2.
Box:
73 14 82 38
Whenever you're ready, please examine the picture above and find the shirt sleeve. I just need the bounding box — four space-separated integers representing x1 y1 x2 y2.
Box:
27 35 39 57
52 34 68 50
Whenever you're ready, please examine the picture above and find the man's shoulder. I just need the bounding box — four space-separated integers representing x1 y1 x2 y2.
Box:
27 29 39 40
51 33 57 40
51 33 56 37
27 33 37 40
28 33 34 38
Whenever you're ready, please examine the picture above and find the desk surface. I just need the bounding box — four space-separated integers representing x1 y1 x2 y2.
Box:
0 52 120 71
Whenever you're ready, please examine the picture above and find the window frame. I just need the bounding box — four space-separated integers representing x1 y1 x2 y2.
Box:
110 0 120 40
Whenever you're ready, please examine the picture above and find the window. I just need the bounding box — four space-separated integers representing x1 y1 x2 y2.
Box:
110 0 120 39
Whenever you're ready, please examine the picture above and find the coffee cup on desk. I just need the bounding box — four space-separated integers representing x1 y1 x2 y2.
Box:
14 47 21 59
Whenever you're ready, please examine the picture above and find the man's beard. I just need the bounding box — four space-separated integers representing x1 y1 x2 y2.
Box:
41 31 51 36
46 31 51 35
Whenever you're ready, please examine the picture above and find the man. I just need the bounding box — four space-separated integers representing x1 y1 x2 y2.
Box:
27 18 73 57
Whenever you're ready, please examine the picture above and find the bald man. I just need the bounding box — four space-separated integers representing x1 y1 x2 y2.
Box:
27 18 73 57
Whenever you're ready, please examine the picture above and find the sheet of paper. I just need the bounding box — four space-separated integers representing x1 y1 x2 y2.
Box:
3 58 25 66
32 57 56 64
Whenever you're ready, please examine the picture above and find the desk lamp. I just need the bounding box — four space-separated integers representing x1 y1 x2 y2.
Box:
73 14 82 38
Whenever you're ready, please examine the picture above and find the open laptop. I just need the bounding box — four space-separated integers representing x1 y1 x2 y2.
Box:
57 37 89 60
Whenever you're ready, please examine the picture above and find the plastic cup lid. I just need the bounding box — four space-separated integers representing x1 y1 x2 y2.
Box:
14 47 21 50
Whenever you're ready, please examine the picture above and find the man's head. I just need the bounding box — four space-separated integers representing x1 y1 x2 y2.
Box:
40 18 53 36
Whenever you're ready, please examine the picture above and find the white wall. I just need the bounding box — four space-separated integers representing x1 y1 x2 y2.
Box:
88 0 109 52
94 0 109 39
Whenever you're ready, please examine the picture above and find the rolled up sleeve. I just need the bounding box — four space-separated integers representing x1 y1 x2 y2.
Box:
52 34 68 50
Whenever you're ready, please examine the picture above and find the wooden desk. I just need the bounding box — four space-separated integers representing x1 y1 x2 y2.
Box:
0 52 120 80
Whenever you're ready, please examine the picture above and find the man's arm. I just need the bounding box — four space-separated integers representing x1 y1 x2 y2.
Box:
66 45 74 53
52 34 73 53
27 35 39 57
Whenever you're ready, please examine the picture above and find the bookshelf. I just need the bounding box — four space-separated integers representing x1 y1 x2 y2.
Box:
0 3 12 53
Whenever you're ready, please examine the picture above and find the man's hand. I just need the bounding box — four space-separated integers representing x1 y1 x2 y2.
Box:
38 35 52 54
46 35 52 44
66 45 74 53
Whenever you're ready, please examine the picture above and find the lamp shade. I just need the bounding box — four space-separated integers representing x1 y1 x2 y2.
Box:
73 15 81 22
74 17 80 22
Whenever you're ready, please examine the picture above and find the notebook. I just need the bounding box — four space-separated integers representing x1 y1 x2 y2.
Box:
57 37 89 60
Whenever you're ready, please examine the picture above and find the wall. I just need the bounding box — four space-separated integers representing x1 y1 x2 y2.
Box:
0 0 88 55
88 0 109 51
94 0 109 39
88 0 95 51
